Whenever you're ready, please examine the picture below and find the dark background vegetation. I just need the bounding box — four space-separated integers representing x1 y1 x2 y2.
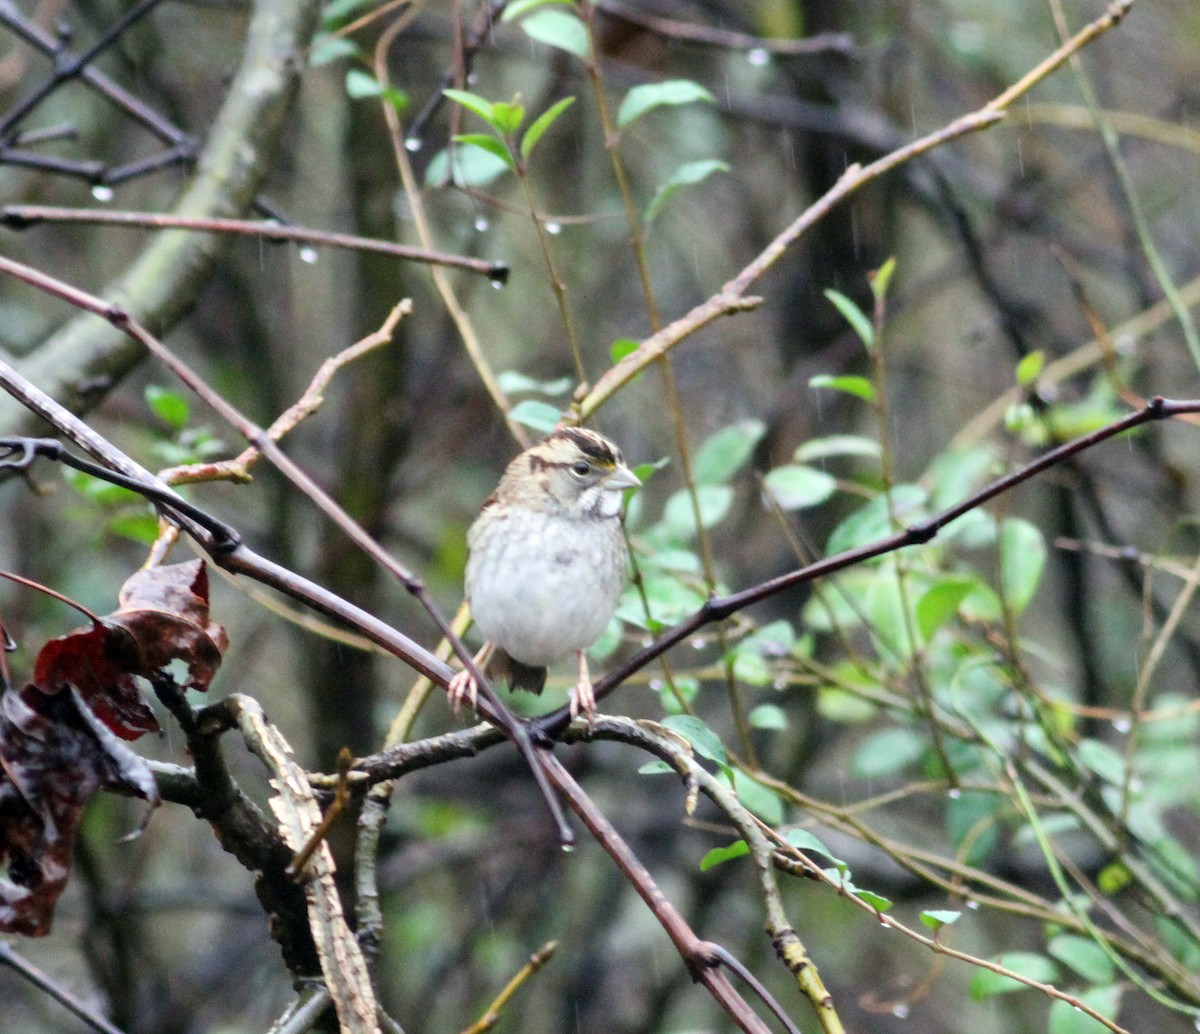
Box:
1 0 1199 1032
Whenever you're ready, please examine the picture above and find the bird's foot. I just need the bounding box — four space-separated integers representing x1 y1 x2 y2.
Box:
569 650 597 723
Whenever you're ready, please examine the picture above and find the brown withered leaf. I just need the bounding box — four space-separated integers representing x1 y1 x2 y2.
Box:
31 561 227 740
0 684 158 936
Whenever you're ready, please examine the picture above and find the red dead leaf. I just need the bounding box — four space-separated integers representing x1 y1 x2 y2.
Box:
30 561 226 740
0 684 158 936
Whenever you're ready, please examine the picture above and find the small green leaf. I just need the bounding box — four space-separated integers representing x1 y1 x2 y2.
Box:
794 435 881 462
617 79 716 128
309 36 359 66
507 399 562 433
824 289 875 349
145 385 190 430
693 419 765 484
65 469 140 506
638 760 674 775
825 485 926 555
1048 986 1122 1034
610 337 639 363
817 686 876 723
1097 860 1132 895
108 512 161 545
731 770 785 824
346 69 385 98
490 99 525 135
663 485 734 537
1075 738 1127 787
661 714 728 767
700 840 749 871
915 577 976 641
442 88 497 126
644 159 729 223
969 953 1060 1000
452 133 515 169
501 0 571 20
852 888 893 912
496 370 573 396
762 464 836 510
786 829 844 867
999 517 1046 614
1016 349 1045 386
808 373 875 402
749 704 787 730
1047 935 1116 985
631 456 670 484
850 727 925 779
946 790 1002 866
521 96 575 159
868 256 897 304
320 0 374 30
920 909 962 931
518 8 589 57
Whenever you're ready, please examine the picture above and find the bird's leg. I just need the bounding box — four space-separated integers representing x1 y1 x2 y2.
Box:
570 649 597 722
447 641 495 715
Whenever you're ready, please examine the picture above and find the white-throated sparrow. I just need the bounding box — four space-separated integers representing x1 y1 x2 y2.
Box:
450 427 640 719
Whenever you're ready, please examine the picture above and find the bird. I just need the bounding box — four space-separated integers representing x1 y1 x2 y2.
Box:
449 427 640 720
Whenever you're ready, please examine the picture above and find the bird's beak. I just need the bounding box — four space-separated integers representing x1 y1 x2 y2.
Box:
606 464 642 491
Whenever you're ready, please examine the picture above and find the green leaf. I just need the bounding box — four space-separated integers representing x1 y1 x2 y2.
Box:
946 790 1002 866
320 0 375 30
825 485 926 555
65 469 141 506
693 419 765 484
661 714 728 767
731 769 785 824
495 370 573 396
1097 860 1132 895
425 144 512 188
850 727 925 779
999 517 1046 614
345 69 385 98
638 760 674 775
748 704 787 730
663 485 734 537
700 840 749 871
501 0 571 20
518 8 589 57
969 953 1060 1000
507 399 561 433
107 513 161 545
617 79 716 128
762 464 836 510
852 888 893 912
309 36 359 66
868 256 897 304
1048 986 1122 1034
817 686 876 723
807 373 875 402
794 435 881 462
786 829 844 867
521 96 575 159
915 576 976 641
824 288 875 349
1075 738 1127 787
920 909 962 931
442 88 497 126
644 159 729 223
1047 935 1116 985
1016 349 1045 386
490 99 525 135
452 133 515 169
145 385 190 430
610 337 639 363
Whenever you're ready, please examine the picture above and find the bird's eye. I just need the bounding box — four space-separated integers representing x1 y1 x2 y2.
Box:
571 460 591 477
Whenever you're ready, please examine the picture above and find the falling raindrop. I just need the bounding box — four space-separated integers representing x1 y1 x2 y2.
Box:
298 246 318 264
747 47 770 67
91 184 113 202
966 899 981 910
1111 715 1132 733
490 278 504 290
649 678 663 692
691 637 708 651
545 221 562 235
474 215 490 232
404 136 422 152
947 787 963 800
561 841 575 854
466 72 478 85
892 1003 909 1019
